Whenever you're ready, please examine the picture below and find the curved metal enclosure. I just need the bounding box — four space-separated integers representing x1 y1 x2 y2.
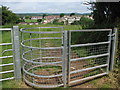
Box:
21 27 65 88
21 27 116 88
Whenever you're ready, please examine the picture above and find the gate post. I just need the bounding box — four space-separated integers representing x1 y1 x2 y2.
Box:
12 26 22 80
109 28 117 71
67 31 71 86
63 31 68 87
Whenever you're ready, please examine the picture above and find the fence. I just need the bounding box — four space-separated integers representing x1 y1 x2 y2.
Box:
20 27 117 88
0 26 21 81
0 26 117 88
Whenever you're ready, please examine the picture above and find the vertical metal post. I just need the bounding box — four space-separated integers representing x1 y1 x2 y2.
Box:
21 30 24 68
0 28 2 89
109 28 117 71
106 30 112 73
12 26 21 80
29 33 34 83
61 27 64 46
62 31 68 87
67 31 71 86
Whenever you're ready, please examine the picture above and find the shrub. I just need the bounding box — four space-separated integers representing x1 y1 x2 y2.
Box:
71 16 94 29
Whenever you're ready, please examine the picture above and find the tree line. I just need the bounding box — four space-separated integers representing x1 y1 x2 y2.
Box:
1 6 19 25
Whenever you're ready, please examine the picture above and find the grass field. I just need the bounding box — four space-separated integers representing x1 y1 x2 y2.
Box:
24 19 38 23
0 24 119 88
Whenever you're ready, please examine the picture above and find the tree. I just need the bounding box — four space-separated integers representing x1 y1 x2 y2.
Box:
37 19 42 23
1 6 19 25
70 13 75 17
25 16 30 19
90 2 120 28
53 19 59 24
53 19 64 25
60 13 64 18
71 16 94 28
42 14 47 19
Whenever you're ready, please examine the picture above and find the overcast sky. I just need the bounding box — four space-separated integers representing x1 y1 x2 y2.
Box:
0 0 92 13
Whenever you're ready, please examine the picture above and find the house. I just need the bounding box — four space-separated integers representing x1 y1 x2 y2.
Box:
42 20 50 24
31 16 42 19
68 18 76 25
29 23 34 25
45 16 60 19
34 22 39 25
28 22 39 25
18 22 27 25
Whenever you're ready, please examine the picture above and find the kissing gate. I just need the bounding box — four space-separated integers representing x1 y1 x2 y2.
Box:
20 27 117 88
0 26 117 88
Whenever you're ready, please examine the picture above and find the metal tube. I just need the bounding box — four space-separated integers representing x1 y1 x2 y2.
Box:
0 70 14 74
0 43 12 46
62 31 68 87
0 28 12 31
29 33 34 84
0 55 13 59
67 31 71 86
21 31 63 34
21 42 63 49
71 41 110 47
70 72 107 84
23 76 64 88
0 63 14 67
12 26 22 80
109 28 117 70
70 64 108 74
106 30 112 73
0 77 15 81
71 53 109 62
69 29 112 32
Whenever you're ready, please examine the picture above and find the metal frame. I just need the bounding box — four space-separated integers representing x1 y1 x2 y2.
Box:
0 28 15 81
67 29 112 86
21 27 65 88
20 27 117 88
0 27 21 81
1 27 117 87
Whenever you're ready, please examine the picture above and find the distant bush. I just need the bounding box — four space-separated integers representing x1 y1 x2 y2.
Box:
37 19 42 23
52 19 64 25
71 16 94 29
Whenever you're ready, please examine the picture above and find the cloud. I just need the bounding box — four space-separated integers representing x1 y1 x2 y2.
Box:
1 0 90 2
0 2 91 13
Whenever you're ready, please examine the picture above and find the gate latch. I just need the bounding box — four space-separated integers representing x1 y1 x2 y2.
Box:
108 33 115 40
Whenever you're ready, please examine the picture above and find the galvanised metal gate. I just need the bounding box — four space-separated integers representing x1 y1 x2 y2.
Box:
20 27 117 88
67 29 117 86
0 26 21 81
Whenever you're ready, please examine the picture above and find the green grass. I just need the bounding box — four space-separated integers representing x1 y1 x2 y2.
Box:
24 19 38 23
2 80 30 88
18 24 82 30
